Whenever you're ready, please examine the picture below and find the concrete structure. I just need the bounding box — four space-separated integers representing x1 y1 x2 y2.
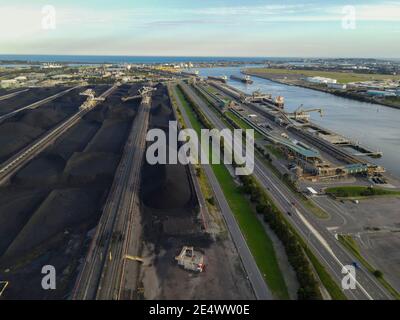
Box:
175 246 205 272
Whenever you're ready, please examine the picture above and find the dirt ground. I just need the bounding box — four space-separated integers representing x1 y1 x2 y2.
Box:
138 85 254 300
0 84 142 299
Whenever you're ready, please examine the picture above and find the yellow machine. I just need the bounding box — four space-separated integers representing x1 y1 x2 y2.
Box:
124 255 144 263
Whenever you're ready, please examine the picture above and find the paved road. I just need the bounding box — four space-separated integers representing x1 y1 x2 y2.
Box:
179 81 392 300
172 83 272 300
0 86 80 123
73 90 151 300
0 85 117 186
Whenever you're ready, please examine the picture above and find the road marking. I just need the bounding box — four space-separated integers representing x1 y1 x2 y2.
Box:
295 208 373 300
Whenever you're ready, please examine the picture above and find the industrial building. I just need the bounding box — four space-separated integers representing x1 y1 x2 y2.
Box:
305 76 337 84
327 83 347 90
367 90 396 97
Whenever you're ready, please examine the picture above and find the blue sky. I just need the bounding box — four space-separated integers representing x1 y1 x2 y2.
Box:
0 0 399 58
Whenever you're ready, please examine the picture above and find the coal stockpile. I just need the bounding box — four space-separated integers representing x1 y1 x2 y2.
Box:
0 87 87 164
0 84 142 300
140 84 208 268
0 88 24 96
0 87 64 116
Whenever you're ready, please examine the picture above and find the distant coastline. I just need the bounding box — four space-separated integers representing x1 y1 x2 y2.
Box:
244 70 400 111
0 54 271 65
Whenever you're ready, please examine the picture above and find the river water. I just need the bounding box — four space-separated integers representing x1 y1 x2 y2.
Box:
195 66 400 178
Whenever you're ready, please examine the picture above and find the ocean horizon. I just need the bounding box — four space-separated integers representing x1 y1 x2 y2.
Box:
0 54 278 64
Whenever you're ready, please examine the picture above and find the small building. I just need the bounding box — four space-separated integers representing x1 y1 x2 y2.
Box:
306 187 318 196
305 76 337 84
342 163 369 175
327 83 347 90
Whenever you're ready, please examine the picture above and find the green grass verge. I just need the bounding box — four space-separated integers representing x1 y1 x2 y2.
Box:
224 110 263 139
326 186 400 198
177 83 343 299
338 235 400 300
175 84 290 300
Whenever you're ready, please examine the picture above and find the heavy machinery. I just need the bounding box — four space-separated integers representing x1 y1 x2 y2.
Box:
175 246 205 273
121 86 155 102
274 96 285 108
286 105 323 122
79 89 105 110
241 90 271 103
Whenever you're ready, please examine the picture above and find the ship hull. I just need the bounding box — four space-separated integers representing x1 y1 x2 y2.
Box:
230 75 253 84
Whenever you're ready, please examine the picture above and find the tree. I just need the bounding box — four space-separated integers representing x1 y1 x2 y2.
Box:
373 270 383 278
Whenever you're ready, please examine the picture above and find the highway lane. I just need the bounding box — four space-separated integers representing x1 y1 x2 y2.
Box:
172 83 272 300
0 86 81 124
179 81 392 300
72 89 151 300
0 84 117 186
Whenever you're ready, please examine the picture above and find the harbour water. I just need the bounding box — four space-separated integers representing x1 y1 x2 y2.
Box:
195 66 400 178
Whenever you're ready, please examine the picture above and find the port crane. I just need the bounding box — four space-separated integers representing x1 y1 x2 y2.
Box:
121 86 155 102
285 105 323 122
239 90 271 103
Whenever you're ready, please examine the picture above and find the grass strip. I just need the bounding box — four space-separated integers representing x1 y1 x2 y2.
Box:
175 84 290 300
326 186 400 198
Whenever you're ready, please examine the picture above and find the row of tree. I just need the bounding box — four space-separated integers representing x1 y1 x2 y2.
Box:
239 174 323 300
180 82 322 300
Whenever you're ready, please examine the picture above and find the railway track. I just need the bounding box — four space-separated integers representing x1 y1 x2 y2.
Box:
0 86 81 124
0 84 117 185
72 88 151 300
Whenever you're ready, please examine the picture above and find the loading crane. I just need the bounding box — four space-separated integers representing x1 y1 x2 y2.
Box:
121 86 155 102
286 105 323 122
